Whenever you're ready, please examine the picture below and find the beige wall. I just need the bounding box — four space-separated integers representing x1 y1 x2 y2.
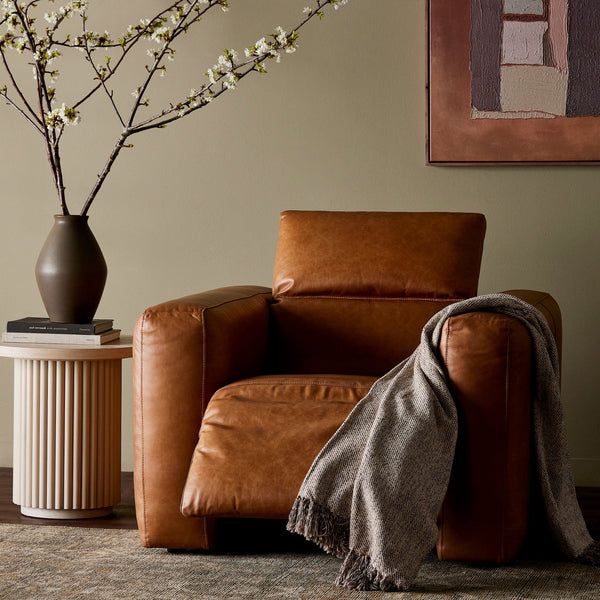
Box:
0 0 598 484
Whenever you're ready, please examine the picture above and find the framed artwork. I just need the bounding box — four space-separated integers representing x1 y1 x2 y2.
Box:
428 0 600 164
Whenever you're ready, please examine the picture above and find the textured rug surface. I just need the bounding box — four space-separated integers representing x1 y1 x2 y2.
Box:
0 524 599 600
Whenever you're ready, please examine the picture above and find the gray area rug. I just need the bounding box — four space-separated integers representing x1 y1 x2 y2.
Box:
0 524 598 600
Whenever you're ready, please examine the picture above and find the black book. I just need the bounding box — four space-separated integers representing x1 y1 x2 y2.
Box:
6 317 114 335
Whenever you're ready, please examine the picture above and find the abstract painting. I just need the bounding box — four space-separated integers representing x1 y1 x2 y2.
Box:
428 0 600 163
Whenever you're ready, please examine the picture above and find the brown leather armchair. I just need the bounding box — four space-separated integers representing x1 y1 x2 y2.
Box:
133 211 562 562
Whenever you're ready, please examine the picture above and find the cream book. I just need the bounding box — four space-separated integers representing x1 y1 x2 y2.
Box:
2 329 121 346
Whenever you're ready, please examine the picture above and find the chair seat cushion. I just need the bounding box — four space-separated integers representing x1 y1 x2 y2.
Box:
181 374 376 519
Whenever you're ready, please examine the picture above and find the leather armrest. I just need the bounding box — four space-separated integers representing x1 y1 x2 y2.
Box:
502 289 562 363
437 290 561 562
437 310 533 563
133 285 272 548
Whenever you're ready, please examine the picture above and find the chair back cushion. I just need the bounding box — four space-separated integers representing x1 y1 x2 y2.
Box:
273 211 486 299
270 211 486 375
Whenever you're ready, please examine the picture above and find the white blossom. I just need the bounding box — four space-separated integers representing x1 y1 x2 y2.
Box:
275 26 287 46
223 72 238 89
216 49 236 72
253 37 270 56
207 67 218 84
188 88 200 108
44 12 59 25
150 26 170 44
45 103 80 127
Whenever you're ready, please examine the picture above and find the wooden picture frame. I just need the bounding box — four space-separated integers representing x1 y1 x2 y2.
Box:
427 0 600 165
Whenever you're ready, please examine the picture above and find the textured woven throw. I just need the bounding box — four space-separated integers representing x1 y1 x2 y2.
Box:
287 294 599 591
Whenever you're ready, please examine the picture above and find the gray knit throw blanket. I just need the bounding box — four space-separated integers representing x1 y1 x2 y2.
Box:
286 294 599 591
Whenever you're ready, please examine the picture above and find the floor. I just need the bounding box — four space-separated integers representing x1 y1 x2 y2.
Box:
3 524 599 600
0 467 598 541
0 467 136 530
0 467 313 552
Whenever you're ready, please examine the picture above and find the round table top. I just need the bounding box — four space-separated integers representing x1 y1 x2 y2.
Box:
0 336 133 360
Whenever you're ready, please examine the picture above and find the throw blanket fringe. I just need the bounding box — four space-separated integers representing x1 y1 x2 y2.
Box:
336 549 401 591
287 496 349 558
288 496 403 591
286 294 598 591
577 540 600 565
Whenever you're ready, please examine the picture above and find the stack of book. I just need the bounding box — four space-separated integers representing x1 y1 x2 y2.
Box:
2 317 120 345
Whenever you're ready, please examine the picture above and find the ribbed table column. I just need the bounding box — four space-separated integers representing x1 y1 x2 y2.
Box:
12 358 122 519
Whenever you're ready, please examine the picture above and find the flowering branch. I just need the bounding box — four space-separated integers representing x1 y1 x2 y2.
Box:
0 0 349 217
126 1 218 129
81 14 125 127
72 2 190 111
131 1 338 134
80 0 226 216
11 1 69 212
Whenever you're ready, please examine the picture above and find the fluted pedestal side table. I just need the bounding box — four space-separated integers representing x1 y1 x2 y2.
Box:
0 338 132 519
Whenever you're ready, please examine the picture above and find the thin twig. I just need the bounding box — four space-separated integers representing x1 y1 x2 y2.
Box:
130 48 276 132
126 0 205 128
132 66 257 134
80 132 130 217
81 13 125 127
54 2 182 50
0 90 44 135
72 1 185 110
131 0 334 133
0 46 43 126
24 1 40 18
53 140 68 213
82 0 338 215
81 1 221 216
13 0 68 214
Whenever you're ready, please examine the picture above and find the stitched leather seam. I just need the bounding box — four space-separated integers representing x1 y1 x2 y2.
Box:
272 295 463 303
200 308 209 543
501 326 511 563
530 292 550 306
196 291 270 546
219 381 374 390
201 309 207 413
139 311 149 546
438 317 451 559
144 308 203 319
201 291 273 312
144 291 272 317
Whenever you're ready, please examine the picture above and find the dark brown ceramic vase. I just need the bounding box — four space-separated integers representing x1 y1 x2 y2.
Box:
35 215 107 323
